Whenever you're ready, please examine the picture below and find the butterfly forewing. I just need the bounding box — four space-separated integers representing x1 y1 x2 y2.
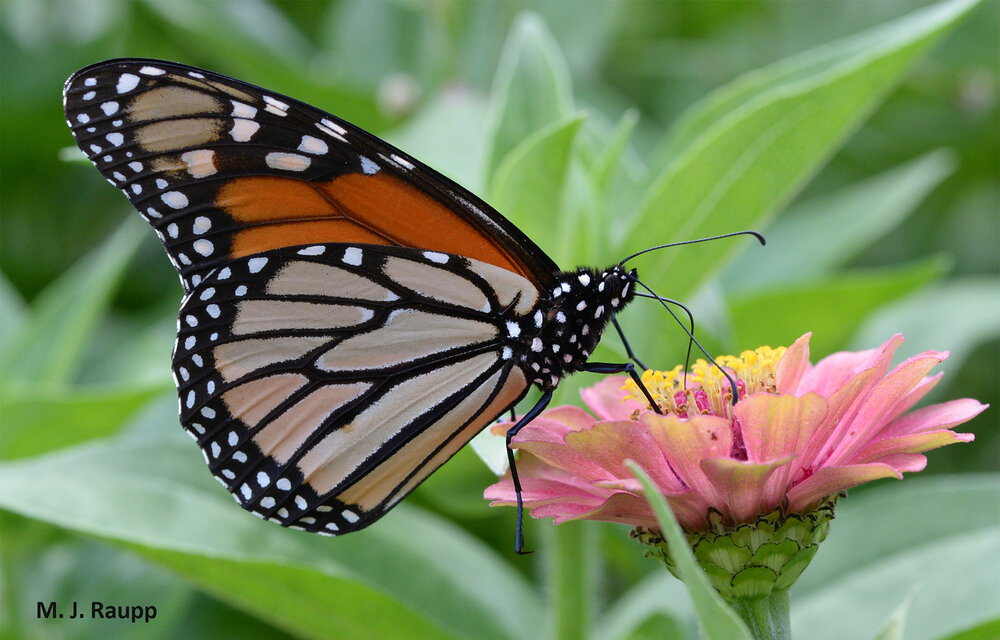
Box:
174 243 535 532
63 59 558 292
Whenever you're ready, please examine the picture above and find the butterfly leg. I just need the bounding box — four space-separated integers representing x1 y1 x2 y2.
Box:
579 361 663 415
611 316 647 370
505 389 553 554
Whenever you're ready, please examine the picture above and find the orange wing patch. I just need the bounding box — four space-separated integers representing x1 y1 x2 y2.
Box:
216 172 535 282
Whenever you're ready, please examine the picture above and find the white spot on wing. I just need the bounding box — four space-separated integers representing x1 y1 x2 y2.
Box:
390 153 415 169
139 66 165 75
128 161 143 172
319 118 347 135
106 132 124 146
231 100 257 118
298 245 325 256
506 321 520 338
343 247 362 266
248 257 268 273
359 156 379 175
230 118 260 142
298 135 328 155
193 239 214 256
181 149 217 177
423 251 448 264
193 216 212 234
162 191 189 209
77 113 90 124
263 95 289 116
265 152 310 172
116 73 140 94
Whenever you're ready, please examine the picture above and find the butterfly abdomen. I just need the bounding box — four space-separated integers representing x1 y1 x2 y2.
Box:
517 266 636 389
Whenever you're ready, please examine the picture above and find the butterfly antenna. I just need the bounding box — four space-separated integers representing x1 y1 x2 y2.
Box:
629 276 741 405
611 316 647 371
634 291 697 391
619 230 765 266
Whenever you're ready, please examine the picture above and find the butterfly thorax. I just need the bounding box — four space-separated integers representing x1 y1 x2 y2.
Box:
518 265 637 390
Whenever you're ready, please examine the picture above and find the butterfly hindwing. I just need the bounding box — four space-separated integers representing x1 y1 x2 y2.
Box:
63 59 558 292
174 243 537 532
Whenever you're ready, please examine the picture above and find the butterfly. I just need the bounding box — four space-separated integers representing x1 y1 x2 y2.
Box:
63 58 722 548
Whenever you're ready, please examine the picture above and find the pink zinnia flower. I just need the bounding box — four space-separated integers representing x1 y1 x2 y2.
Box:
485 333 984 532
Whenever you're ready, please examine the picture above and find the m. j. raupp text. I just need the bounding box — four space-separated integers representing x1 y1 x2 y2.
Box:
37 601 157 622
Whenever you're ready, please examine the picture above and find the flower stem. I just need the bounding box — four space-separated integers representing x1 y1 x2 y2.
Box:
728 590 791 640
549 521 593 640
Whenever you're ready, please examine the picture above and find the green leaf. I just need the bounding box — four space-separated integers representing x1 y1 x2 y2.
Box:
386 91 491 195
0 272 27 349
792 475 1000 640
938 619 1000 640
728 256 948 356
627 462 754 640
592 109 641 195
489 114 584 265
872 591 916 640
851 277 1000 374
0 430 543 640
625 0 980 301
485 12 573 182
137 0 388 132
592 572 692 640
722 150 957 292
0 220 145 385
0 383 168 460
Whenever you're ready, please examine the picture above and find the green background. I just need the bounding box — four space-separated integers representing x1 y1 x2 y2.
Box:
1 1 996 639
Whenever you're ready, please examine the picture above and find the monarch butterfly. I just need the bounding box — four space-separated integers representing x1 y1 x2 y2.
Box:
63 59 757 550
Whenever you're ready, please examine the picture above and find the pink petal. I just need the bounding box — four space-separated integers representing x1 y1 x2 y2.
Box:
484 454 604 505
874 453 927 473
701 455 796 523
514 438 618 482
881 398 987 438
490 406 597 439
786 462 901 512
735 392 827 504
641 413 732 507
800 334 903 396
564 420 685 492
853 429 975 464
880 372 943 425
827 350 947 465
532 492 660 527
581 376 644 420
794 366 878 474
737 393 828 462
776 332 811 394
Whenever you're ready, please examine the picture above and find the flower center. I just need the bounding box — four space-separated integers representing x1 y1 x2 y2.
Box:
623 345 787 418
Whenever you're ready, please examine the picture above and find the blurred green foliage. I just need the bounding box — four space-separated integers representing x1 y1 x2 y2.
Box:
1 1 997 639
